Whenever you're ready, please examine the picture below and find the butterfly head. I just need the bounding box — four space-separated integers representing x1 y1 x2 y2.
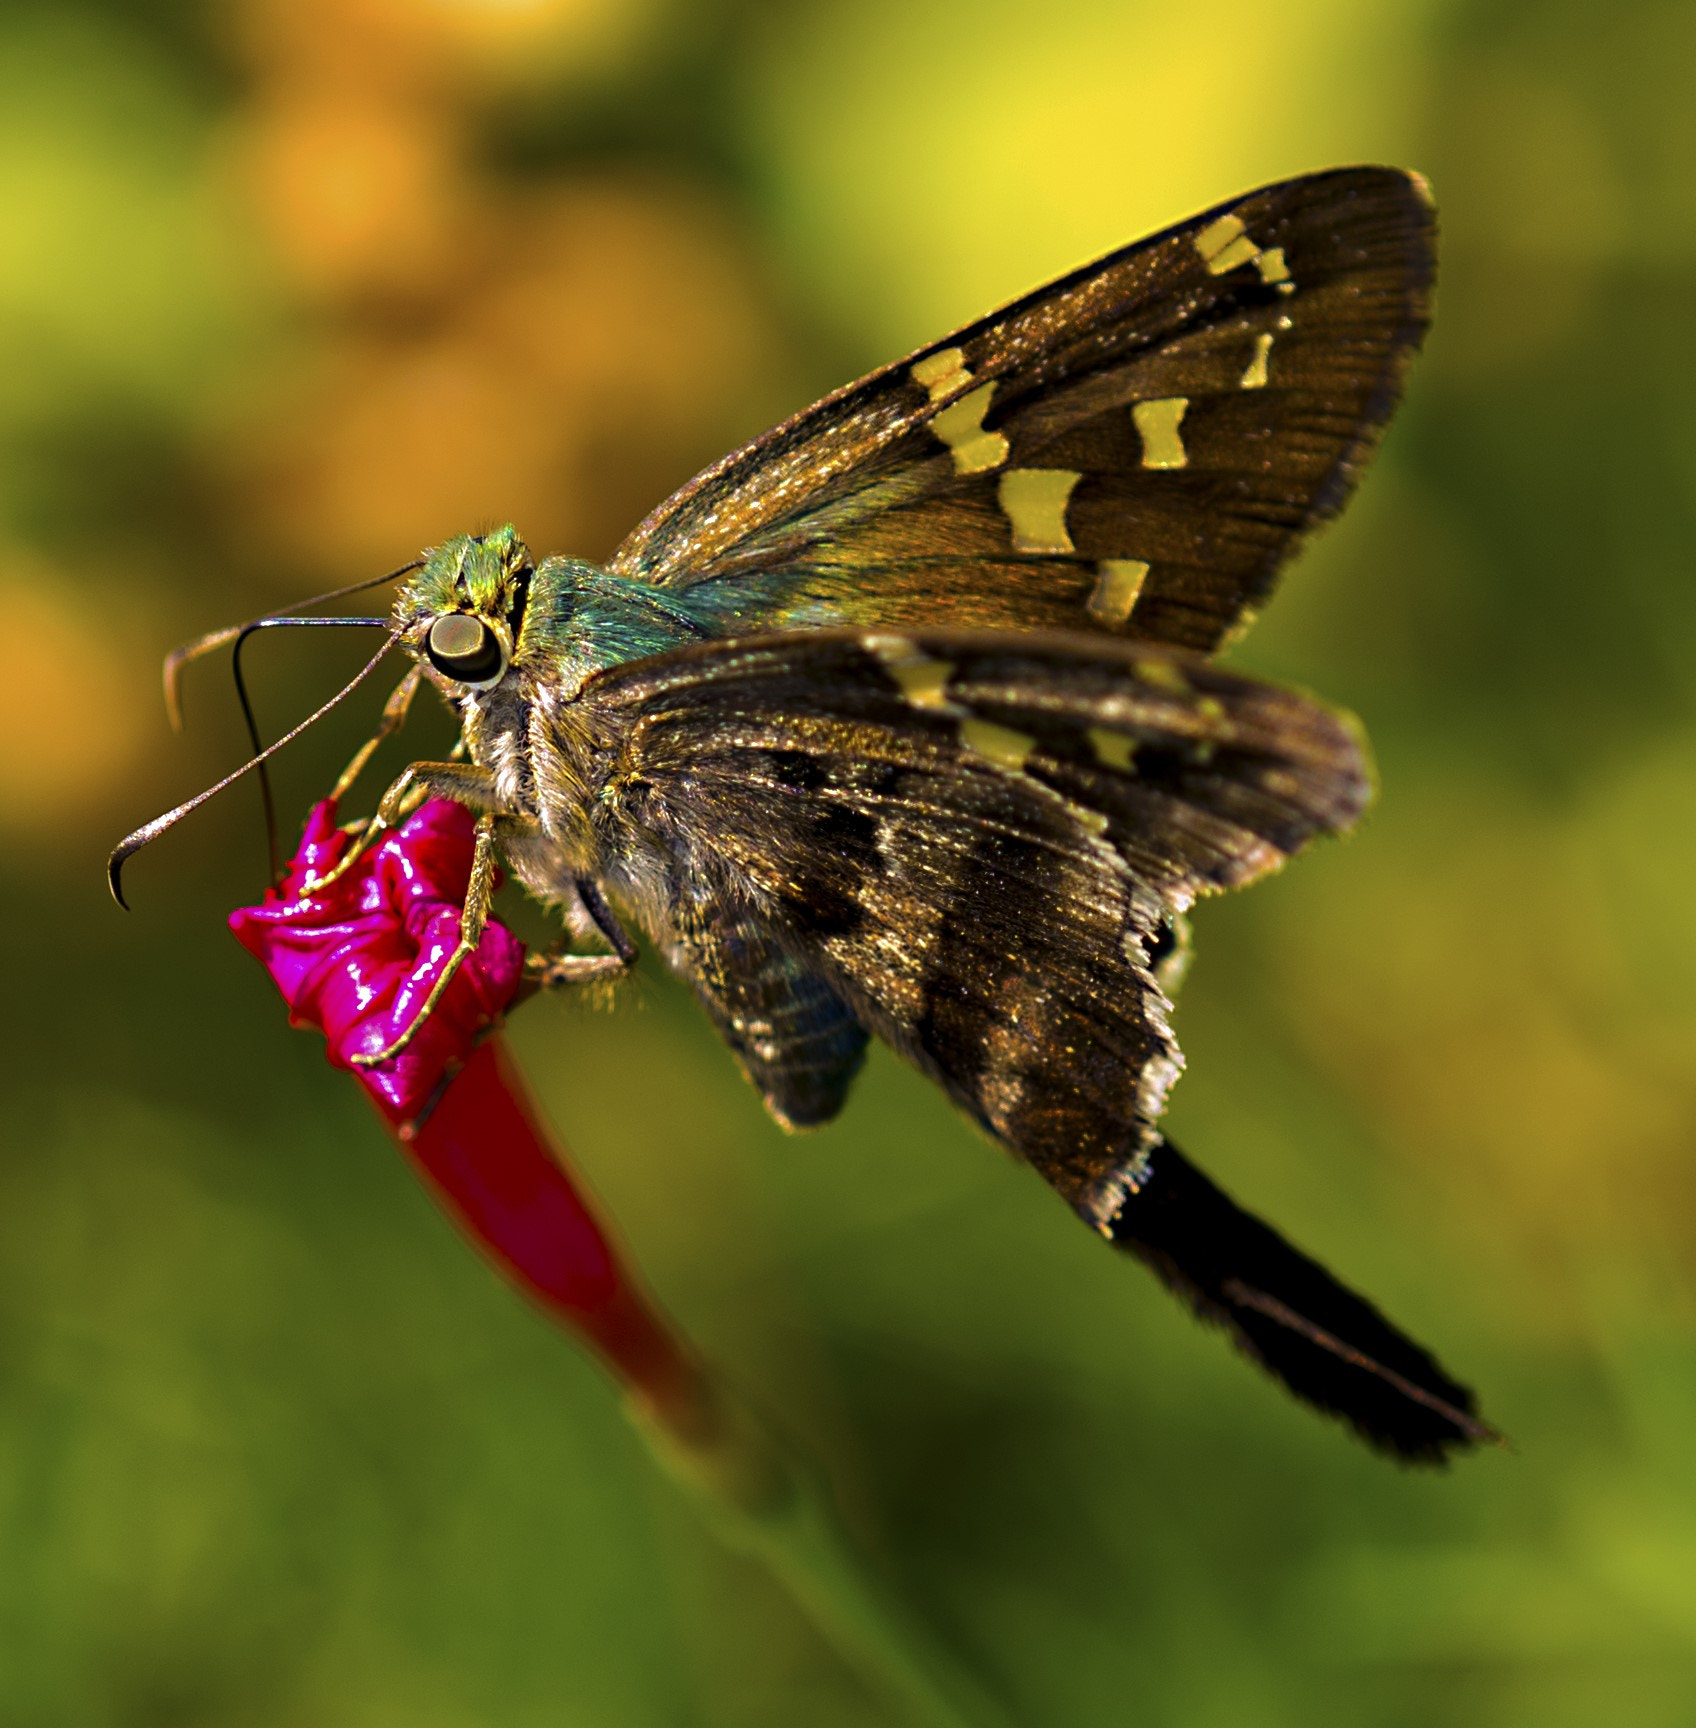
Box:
394 525 535 693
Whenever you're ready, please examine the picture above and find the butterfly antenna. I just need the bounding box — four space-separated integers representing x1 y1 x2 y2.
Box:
110 628 397 909
228 614 402 888
230 624 279 885
163 558 421 732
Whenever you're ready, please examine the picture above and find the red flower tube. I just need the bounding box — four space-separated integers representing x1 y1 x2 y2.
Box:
225 797 1015 1725
229 797 704 1431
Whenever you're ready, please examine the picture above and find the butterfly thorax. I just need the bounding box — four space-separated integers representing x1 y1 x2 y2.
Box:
413 549 712 905
518 556 711 694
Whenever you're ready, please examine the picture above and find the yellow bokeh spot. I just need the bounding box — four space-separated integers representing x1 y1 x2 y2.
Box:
0 558 151 833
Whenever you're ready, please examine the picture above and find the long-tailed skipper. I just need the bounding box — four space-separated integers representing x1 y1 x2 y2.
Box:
115 167 1494 1463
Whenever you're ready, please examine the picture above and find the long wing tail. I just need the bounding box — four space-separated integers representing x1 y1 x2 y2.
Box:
1107 1138 1498 1464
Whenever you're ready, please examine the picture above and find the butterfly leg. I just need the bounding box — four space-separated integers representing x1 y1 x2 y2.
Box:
523 878 639 989
350 810 500 1067
303 760 498 893
328 664 423 803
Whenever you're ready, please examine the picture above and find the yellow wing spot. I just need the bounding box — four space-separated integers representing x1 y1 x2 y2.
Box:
1195 696 1227 724
998 468 1081 553
1087 558 1149 625
1133 397 1189 470
1220 603 1260 651
1194 217 1293 292
892 657 956 709
1136 657 1191 695
866 636 957 710
1208 232 1262 274
960 717 1035 772
1194 213 1261 275
1256 247 1292 291
1194 214 1242 261
1088 727 1137 772
1076 806 1111 836
910 347 972 400
929 383 1009 475
1240 332 1273 390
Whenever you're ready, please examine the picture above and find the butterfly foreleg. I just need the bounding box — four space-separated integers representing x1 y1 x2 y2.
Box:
350 810 500 1067
327 664 424 805
304 760 500 892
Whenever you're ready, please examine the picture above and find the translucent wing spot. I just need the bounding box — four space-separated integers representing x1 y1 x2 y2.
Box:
1087 558 1150 624
1240 332 1273 390
997 468 1081 553
1088 726 1137 771
1136 657 1192 695
1133 398 1189 470
959 717 1035 772
1194 216 1294 295
867 635 958 710
929 383 1009 475
1256 247 1294 292
897 658 957 709
910 347 972 399
1194 213 1262 276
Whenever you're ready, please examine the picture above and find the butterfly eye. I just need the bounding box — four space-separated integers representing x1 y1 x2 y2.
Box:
426 614 506 684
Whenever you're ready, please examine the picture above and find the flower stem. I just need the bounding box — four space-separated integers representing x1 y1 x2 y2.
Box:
631 1383 1021 1728
411 1045 1014 1720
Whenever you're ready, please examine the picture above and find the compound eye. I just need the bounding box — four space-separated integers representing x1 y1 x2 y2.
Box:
426 614 505 684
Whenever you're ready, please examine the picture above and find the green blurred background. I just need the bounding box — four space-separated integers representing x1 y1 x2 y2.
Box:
4 0 1695 1722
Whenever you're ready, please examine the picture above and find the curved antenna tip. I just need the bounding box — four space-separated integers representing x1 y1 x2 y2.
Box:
157 555 420 732
163 626 241 732
104 631 396 914
107 807 178 910
107 846 133 910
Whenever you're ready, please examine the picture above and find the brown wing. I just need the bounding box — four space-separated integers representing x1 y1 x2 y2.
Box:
585 626 1370 1221
609 167 1433 653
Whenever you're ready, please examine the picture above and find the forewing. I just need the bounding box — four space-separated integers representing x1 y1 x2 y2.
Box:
588 628 1370 1221
609 167 1433 653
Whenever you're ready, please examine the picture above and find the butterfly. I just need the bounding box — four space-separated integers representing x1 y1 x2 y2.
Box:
115 166 1493 1463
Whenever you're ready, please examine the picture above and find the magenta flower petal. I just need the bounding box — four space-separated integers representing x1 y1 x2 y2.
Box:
230 798 524 1121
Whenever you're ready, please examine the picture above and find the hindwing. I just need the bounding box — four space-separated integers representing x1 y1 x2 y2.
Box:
610 167 1433 652
584 628 1369 1222
666 878 869 1130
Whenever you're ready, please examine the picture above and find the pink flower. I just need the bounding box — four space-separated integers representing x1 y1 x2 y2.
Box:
230 799 703 1417
226 798 1013 1717
229 797 524 1122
